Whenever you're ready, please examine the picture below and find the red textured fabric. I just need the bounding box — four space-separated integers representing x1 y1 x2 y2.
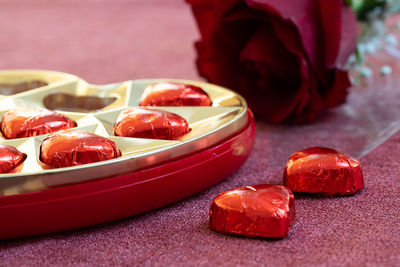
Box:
0 1 399 266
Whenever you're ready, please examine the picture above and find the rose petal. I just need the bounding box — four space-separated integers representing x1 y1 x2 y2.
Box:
336 5 358 68
186 0 213 5
189 0 246 42
318 0 342 68
194 3 259 92
240 24 298 77
195 41 239 90
245 0 326 80
287 72 323 123
323 70 351 108
190 4 217 42
238 68 301 124
270 17 303 54
269 18 314 119
221 2 265 22
239 59 313 124
237 19 316 123
318 0 358 69
219 20 259 61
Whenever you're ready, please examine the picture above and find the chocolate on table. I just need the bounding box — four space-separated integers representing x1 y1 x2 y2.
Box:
1 107 77 139
0 144 26 173
114 107 191 140
0 80 48 95
284 147 364 196
139 82 212 107
40 130 121 168
209 184 295 238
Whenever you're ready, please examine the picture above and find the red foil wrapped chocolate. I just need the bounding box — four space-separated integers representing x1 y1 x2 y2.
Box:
114 107 191 140
1 107 76 139
139 82 212 106
284 147 364 196
209 184 295 238
0 144 26 173
40 130 121 168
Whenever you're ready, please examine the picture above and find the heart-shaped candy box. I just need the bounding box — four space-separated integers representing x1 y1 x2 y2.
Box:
0 70 255 239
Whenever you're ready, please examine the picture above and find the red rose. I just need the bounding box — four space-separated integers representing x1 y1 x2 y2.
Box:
187 0 358 123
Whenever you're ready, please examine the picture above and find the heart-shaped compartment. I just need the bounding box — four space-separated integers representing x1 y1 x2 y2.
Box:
0 80 48 96
43 93 117 112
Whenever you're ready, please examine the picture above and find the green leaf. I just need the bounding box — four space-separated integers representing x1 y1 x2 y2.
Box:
355 46 364 65
354 0 387 20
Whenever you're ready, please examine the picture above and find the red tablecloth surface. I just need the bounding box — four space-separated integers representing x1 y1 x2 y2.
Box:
1 1 399 266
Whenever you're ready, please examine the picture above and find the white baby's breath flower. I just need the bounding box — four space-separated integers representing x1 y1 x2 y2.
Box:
380 65 392 75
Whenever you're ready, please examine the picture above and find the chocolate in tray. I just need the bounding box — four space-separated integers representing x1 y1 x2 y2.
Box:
0 70 248 196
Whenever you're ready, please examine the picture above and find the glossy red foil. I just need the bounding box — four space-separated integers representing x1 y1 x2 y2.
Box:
40 130 121 168
209 184 295 238
0 144 26 173
139 82 212 106
1 107 76 139
114 107 191 140
284 147 364 196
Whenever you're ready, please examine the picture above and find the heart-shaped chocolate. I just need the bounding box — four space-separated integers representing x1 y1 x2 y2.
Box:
1 107 77 139
284 147 364 196
209 184 295 238
43 93 117 112
139 82 212 107
114 107 191 140
0 144 26 173
40 130 121 168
